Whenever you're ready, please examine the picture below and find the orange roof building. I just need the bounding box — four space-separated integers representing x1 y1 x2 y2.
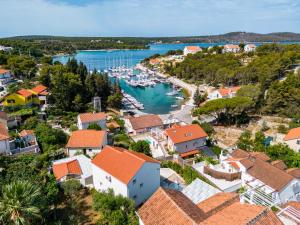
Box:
165 124 207 155
184 46 202 55
77 112 106 130
66 130 107 157
0 122 10 154
138 188 283 225
127 114 163 135
31 85 48 94
92 145 160 206
208 86 241 100
284 127 300 152
52 154 92 186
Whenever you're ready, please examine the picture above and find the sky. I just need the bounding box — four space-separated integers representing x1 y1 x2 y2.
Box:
0 0 300 37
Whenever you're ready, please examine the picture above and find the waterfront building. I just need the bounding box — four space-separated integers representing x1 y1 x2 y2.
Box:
284 127 300 153
125 114 163 135
0 69 12 86
0 122 10 154
221 149 300 204
77 112 106 130
207 86 241 100
66 130 107 157
164 124 207 157
244 44 257 52
52 154 93 187
137 188 283 225
92 145 160 206
222 44 240 53
183 46 202 56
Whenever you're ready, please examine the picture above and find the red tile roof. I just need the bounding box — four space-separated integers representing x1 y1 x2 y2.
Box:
0 122 9 140
66 130 106 148
285 168 300 179
270 160 287 170
165 124 207 144
180 149 200 158
31 85 47 94
185 46 202 52
138 187 205 225
284 127 300 141
19 130 34 137
247 158 294 191
79 112 106 123
92 146 159 184
0 69 10 74
229 161 240 170
224 44 240 49
17 89 34 98
53 159 82 180
128 114 163 130
138 189 283 225
217 86 241 97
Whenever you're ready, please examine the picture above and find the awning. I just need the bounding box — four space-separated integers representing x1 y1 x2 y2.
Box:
180 149 199 158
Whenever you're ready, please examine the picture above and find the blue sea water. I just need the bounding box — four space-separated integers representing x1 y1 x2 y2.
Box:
53 42 300 114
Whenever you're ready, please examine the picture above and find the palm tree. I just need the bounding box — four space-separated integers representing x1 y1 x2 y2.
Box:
0 181 42 225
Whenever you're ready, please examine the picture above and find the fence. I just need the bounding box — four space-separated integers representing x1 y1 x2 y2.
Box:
203 166 241 181
10 145 40 155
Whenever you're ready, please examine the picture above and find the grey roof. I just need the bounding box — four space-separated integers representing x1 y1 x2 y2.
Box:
182 178 221 204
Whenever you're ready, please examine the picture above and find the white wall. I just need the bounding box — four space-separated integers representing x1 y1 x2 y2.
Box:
207 91 222 100
168 137 206 153
0 139 10 154
92 162 160 206
279 179 300 203
127 162 160 206
285 139 300 153
92 164 128 196
67 148 101 157
77 117 106 130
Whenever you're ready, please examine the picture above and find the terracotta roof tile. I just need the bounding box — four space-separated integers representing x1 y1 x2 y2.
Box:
31 85 47 94
0 69 10 74
217 86 241 97
224 44 240 49
185 46 202 52
0 122 9 140
247 158 294 191
79 112 106 123
180 149 200 158
285 168 300 179
138 187 205 225
0 111 7 120
270 160 287 170
92 146 159 184
284 127 300 141
17 89 34 98
239 158 254 169
197 192 239 214
231 149 270 162
66 130 106 148
165 124 207 144
283 201 300 211
250 152 270 162
19 130 34 137
129 114 163 130
53 159 82 180
228 161 240 170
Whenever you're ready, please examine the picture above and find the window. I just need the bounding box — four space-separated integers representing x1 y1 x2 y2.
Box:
89 149 92 152
133 195 137 199
140 183 143 188
7 99 15 103
297 140 300 145
132 179 136 184
106 176 111 182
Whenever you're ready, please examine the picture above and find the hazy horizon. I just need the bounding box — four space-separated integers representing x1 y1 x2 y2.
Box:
0 0 300 38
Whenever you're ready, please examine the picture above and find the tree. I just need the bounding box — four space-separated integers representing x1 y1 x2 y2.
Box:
107 93 123 109
0 181 42 225
130 140 151 156
193 89 207 106
237 131 253 150
87 123 102 130
7 55 37 79
61 179 81 198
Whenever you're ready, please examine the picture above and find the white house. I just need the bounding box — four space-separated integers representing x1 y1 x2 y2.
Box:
77 112 106 130
183 46 202 56
284 127 300 153
222 149 300 204
244 44 256 52
125 114 163 135
0 69 12 86
0 46 13 52
207 86 241 100
164 124 207 158
92 145 160 206
66 130 107 157
52 154 93 187
222 44 240 53
0 122 10 154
